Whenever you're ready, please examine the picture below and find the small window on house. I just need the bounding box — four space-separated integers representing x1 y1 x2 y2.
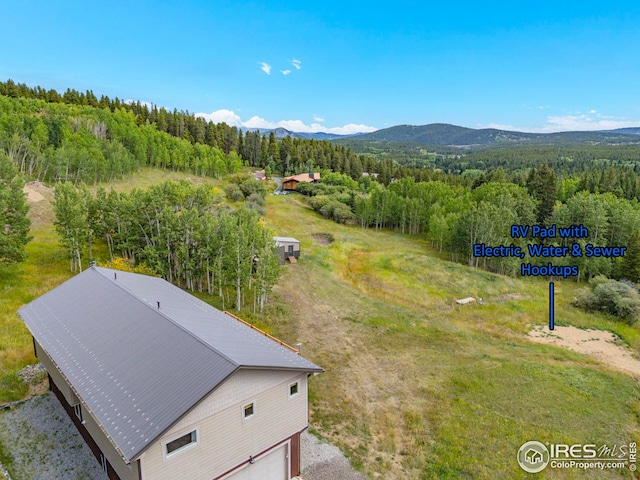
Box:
165 431 197 456
244 403 254 419
289 382 299 397
73 404 82 422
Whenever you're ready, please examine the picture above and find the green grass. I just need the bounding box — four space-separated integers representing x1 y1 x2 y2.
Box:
265 193 640 479
0 168 226 403
0 226 71 402
2 174 640 479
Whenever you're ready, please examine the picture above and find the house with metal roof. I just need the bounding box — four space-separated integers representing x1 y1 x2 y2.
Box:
18 266 322 480
273 237 301 264
282 173 320 191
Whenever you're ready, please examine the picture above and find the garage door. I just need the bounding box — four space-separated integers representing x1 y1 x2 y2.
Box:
225 444 288 480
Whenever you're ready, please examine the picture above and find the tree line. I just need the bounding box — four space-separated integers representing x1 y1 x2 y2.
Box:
0 95 244 184
53 180 280 312
0 79 475 186
297 167 640 281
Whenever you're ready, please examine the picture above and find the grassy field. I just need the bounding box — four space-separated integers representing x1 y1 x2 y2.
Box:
1 170 639 479
264 194 640 479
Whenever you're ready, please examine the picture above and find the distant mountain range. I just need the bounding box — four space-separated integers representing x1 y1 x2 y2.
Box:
335 123 640 147
244 123 640 147
241 127 360 141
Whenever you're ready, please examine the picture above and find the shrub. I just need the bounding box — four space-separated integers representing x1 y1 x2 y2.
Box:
239 178 266 198
307 195 332 211
331 202 356 224
319 200 342 219
246 192 266 207
320 171 359 190
319 200 355 224
334 192 353 207
575 276 640 324
227 173 252 184
224 184 244 202
246 200 266 216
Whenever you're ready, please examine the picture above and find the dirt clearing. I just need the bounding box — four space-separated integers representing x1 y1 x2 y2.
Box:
528 325 640 377
23 183 46 203
23 181 55 227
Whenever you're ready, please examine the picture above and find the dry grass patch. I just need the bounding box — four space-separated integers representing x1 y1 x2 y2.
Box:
264 193 640 479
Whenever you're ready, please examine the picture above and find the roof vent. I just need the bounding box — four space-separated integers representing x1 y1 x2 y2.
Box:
114 272 117 280
157 301 160 309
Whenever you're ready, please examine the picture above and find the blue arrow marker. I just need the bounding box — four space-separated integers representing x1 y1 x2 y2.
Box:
549 282 555 330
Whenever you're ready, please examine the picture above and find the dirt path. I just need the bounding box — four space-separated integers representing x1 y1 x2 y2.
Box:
528 325 640 378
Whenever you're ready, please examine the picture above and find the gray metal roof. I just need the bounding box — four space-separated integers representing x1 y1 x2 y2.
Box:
18 266 322 463
273 236 300 244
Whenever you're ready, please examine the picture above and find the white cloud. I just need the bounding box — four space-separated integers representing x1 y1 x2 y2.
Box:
281 69 291 75
243 115 276 129
482 110 640 133
195 109 242 126
259 62 272 75
291 59 302 70
325 123 378 135
313 115 325 122
195 110 376 135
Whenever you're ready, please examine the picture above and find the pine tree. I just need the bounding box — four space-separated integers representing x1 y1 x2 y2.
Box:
621 231 640 283
0 154 31 263
527 163 557 224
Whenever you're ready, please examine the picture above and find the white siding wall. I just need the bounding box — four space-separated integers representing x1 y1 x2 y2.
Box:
139 370 308 480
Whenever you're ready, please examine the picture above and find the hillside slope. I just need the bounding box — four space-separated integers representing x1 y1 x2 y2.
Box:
1 171 639 479
266 194 640 479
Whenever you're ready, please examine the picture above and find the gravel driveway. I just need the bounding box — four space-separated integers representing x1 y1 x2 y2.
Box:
0 393 366 480
300 431 367 480
0 393 106 480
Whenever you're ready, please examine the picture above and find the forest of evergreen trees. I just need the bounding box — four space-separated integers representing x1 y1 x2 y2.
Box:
299 169 640 283
4 78 640 294
0 79 482 187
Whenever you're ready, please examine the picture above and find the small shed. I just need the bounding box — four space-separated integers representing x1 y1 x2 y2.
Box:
274 237 300 264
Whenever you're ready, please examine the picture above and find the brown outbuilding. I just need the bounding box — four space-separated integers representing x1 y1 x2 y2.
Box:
282 173 320 191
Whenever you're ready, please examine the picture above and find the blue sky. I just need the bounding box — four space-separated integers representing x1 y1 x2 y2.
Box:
1 1 639 134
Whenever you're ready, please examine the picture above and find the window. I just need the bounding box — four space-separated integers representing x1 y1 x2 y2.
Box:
289 381 299 397
165 431 197 456
244 403 254 419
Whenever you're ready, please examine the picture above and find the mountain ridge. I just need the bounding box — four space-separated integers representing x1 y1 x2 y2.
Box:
338 123 640 146
243 123 640 146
